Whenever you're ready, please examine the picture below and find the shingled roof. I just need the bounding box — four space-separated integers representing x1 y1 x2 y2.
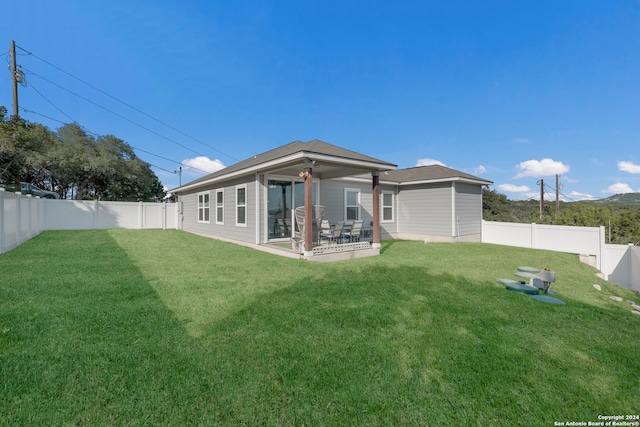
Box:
382 164 492 185
175 139 396 192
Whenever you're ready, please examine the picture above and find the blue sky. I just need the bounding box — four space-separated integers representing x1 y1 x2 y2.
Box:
4 0 640 200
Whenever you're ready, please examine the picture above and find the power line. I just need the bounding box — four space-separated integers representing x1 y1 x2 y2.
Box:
24 78 77 123
20 106 211 175
20 66 213 159
19 77 204 173
16 44 239 162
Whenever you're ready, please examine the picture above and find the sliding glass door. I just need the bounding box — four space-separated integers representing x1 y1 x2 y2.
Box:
267 180 293 240
267 178 317 241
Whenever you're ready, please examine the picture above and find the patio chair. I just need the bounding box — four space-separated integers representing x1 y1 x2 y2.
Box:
292 205 326 252
319 219 332 243
342 220 363 243
328 221 344 244
276 218 290 237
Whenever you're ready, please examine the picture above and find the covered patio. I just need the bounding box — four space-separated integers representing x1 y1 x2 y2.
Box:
257 143 396 261
172 140 396 262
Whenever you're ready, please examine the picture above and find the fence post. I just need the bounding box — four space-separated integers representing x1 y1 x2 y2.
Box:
139 201 144 229
530 223 537 249
599 225 605 275
91 200 97 229
162 202 166 230
16 192 22 247
26 195 33 240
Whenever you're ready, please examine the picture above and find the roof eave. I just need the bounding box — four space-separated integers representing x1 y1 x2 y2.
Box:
396 177 493 186
172 151 397 193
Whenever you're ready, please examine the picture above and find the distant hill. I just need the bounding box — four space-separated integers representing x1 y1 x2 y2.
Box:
593 193 640 205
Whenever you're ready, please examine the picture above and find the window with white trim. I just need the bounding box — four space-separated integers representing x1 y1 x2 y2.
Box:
215 189 224 224
381 191 394 222
198 191 210 223
344 188 361 221
236 185 247 226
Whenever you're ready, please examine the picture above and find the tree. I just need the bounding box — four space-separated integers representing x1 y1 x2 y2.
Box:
482 188 516 222
483 188 640 245
47 124 164 201
0 107 56 189
1 110 165 201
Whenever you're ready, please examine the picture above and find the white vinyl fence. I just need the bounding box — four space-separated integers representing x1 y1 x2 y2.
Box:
3 190 638 292
482 220 640 292
0 189 177 255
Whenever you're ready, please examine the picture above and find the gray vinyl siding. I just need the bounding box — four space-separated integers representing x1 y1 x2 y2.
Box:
320 179 397 237
397 183 452 236
455 183 482 236
319 180 372 224
318 179 347 224
180 176 257 244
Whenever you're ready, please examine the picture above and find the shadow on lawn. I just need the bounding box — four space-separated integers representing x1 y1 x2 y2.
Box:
0 230 218 425
4 231 637 425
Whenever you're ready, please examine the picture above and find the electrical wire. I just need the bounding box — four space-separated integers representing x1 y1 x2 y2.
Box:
20 66 214 159
16 44 239 162
21 106 211 175
20 85 194 171
24 78 77 124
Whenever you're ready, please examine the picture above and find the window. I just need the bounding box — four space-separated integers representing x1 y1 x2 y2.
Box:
382 191 394 222
215 189 224 224
236 185 247 226
345 188 360 221
198 192 210 223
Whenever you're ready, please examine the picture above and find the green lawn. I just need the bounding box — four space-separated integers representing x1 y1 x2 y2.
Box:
1 230 639 426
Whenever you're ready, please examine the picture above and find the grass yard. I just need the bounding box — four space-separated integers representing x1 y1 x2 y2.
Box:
1 230 639 426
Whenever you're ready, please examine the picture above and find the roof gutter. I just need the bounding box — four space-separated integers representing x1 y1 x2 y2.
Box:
395 177 493 186
340 176 492 186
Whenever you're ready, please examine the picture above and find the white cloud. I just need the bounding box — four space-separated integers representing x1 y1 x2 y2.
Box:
618 161 640 174
182 156 226 174
514 158 570 179
474 165 486 175
604 182 636 194
513 138 529 144
416 158 446 167
498 183 530 193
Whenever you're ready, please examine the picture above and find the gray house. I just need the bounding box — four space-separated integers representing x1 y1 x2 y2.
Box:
172 140 492 261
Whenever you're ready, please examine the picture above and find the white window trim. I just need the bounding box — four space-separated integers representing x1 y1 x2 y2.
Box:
344 187 361 221
236 184 247 227
381 190 394 223
197 191 210 224
215 188 224 225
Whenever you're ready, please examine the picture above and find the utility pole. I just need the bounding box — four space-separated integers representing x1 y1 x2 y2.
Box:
556 174 560 215
9 40 19 117
539 179 544 219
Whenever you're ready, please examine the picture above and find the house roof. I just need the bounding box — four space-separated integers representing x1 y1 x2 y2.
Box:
380 164 493 186
174 139 397 193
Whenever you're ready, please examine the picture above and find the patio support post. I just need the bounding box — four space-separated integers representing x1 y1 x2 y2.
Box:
304 163 313 255
372 171 381 248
